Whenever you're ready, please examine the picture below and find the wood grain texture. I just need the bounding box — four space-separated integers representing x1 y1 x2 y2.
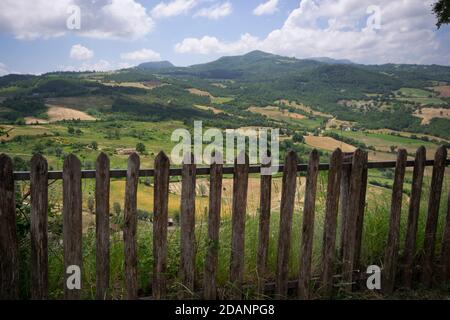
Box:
354 151 368 272
123 153 140 299
319 148 342 297
0 154 19 299
298 150 320 299
382 149 407 294
95 153 110 300
339 159 352 258
275 150 298 299
341 149 367 291
30 154 48 300
63 154 82 300
179 154 196 298
229 153 249 299
203 160 223 300
153 151 170 299
257 160 272 296
402 146 426 288
421 145 447 287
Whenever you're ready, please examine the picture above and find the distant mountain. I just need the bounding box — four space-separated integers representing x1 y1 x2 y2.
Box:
0 74 37 87
162 50 323 79
137 61 175 70
309 57 354 65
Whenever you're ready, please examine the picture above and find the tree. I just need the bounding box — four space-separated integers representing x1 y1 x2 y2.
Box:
90 141 98 150
136 142 146 154
433 0 450 29
292 132 304 143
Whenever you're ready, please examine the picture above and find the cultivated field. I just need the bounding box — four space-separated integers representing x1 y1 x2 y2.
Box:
102 81 166 90
276 100 333 118
188 88 234 104
304 135 355 153
429 85 450 98
248 106 305 121
413 107 450 125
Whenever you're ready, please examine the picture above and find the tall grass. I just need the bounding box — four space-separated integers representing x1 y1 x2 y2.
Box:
16 170 450 299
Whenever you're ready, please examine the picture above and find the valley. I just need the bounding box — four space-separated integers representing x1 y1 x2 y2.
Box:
0 50 449 188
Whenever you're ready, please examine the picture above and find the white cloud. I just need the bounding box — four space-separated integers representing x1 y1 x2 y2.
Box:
152 0 198 18
195 2 232 20
175 33 259 55
120 48 161 61
0 0 154 40
175 0 449 65
70 44 94 60
0 63 10 76
60 59 113 72
253 0 279 16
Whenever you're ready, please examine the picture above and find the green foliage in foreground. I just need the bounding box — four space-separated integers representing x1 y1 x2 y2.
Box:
14 173 450 299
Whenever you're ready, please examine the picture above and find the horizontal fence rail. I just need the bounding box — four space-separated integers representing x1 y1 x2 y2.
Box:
12 159 450 181
0 146 449 300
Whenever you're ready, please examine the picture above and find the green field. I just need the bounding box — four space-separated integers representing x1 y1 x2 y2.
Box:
0 120 184 170
395 87 447 106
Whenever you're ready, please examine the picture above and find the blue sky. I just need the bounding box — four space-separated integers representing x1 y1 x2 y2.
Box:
0 0 449 75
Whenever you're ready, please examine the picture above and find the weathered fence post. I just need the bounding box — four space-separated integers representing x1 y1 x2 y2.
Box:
440 186 450 284
179 153 196 298
319 148 342 297
275 150 298 299
229 153 249 299
257 159 272 296
353 151 368 273
63 154 82 300
203 157 223 300
341 149 367 292
0 154 19 299
422 145 447 287
298 150 320 299
339 153 353 258
95 153 110 300
382 149 407 294
153 151 170 299
30 154 48 300
123 153 140 300
402 146 426 288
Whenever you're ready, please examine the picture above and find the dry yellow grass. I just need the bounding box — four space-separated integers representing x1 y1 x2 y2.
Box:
277 100 333 118
187 88 213 97
101 81 166 90
430 85 450 98
24 117 49 124
248 106 305 121
46 105 96 122
304 135 356 153
413 107 450 125
194 104 223 114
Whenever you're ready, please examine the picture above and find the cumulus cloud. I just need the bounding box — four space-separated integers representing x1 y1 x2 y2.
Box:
70 44 94 60
175 0 449 65
120 48 161 61
60 59 113 72
0 0 153 40
175 33 259 55
152 0 198 18
195 2 232 20
253 0 279 16
0 63 10 76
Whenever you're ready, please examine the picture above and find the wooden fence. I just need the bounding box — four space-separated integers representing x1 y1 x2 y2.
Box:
0 146 449 300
